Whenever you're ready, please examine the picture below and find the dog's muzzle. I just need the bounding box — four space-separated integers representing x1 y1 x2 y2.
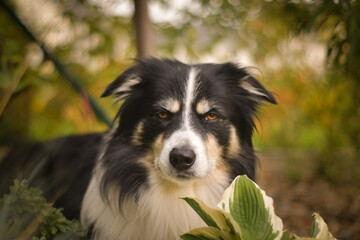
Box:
169 147 195 171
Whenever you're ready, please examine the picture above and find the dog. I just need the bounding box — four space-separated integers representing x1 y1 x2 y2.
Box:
79 58 276 239
0 58 276 239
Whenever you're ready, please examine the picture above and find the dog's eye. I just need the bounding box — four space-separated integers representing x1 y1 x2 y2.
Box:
158 112 169 119
205 112 218 121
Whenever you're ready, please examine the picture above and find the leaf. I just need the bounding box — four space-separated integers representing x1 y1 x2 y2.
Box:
281 230 297 240
182 197 232 232
310 213 336 240
180 226 238 240
218 175 283 240
220 211 242 237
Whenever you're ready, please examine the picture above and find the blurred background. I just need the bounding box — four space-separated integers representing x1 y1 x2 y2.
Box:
0 0 359 239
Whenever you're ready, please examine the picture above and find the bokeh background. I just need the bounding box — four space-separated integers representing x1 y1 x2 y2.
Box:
0 0 359 239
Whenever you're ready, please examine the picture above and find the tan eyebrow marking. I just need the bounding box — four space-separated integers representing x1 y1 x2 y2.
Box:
158 98 181 113
196 99 212 115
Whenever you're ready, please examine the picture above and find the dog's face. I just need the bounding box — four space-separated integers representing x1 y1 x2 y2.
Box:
101 58 276 186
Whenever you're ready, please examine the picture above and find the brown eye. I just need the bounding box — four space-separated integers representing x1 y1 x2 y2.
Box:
205 112 218 121
158 112 168 119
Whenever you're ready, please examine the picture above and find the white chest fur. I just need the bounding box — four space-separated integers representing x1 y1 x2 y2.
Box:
81 169 229 240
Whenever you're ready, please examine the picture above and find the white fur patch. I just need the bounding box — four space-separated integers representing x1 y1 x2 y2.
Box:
81 164 230 240
183 68 198 129
157 130 211 183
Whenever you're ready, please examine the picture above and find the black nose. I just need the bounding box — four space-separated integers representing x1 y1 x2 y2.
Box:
169 147 196 171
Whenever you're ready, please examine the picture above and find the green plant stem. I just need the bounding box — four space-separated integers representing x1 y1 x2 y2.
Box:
16 213 45 240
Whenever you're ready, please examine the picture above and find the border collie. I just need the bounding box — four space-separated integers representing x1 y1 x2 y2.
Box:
80 58 276 239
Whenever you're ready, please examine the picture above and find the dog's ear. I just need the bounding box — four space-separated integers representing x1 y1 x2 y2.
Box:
238 74 277 104
101 66 141 101
219 63 276 104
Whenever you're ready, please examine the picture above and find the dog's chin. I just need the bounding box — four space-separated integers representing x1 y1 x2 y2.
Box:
157 166 199 186
171 172 199 184
175 173 193 180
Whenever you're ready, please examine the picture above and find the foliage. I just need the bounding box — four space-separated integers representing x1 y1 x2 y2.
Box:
0 179 85 239
296 0 360 75
0 0 130 142
287 0 360 184
181 175 336 240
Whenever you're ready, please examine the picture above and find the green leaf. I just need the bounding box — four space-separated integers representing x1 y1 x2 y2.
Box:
218 175 283 240
0 179 85 239
310 213 336 240
220 211 242 237
180 226 238 240
281 230 297 240
182 197 233 232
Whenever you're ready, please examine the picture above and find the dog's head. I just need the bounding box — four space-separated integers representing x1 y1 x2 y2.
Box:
101 58 276 187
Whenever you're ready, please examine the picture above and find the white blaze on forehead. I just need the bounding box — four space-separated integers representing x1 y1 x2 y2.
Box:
183 68 199 129
158 98 180 113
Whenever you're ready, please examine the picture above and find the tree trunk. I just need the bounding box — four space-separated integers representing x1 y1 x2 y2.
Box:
134 0 152 58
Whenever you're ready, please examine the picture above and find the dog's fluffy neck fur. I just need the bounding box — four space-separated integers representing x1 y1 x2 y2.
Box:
81 164 230 240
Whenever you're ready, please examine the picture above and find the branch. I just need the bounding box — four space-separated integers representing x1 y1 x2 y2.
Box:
134 0 153 58
0 0 112 127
